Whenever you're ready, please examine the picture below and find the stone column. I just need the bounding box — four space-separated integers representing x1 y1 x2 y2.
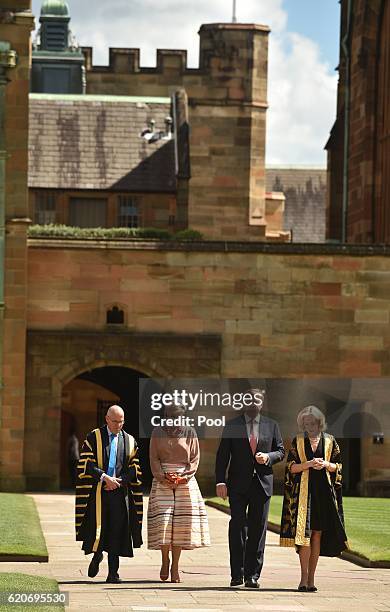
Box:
0 2 34 492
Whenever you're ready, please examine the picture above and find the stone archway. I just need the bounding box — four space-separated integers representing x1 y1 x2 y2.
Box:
60 365 152 489
24 330 221 490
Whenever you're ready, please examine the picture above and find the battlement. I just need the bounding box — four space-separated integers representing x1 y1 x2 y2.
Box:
82 23 270 80
80 22 271 241
82 46 191 75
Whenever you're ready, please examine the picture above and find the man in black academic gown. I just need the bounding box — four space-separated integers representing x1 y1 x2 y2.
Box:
215 388 285 588
75 405 143 583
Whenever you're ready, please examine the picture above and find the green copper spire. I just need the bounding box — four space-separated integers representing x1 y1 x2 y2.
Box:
40 0 70 17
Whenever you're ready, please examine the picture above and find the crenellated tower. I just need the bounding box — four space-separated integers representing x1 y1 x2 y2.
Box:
82 22 271 240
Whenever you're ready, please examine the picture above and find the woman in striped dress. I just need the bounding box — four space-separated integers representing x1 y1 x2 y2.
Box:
147 405 210 583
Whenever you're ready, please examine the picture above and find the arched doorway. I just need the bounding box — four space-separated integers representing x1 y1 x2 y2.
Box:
60 366 153 490
25 330 221 491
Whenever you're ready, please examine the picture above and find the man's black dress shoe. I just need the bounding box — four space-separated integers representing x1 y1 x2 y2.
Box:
244 578 259 589
88 552 103 578
307 586 317 592
230 577 243 587
106 574 122 584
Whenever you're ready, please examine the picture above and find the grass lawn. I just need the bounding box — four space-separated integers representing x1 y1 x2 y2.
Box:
0 573 64 612
0 494 48 558
207 495 390 562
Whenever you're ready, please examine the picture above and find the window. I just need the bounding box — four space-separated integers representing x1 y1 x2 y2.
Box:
106 305 124 325
117 195 141 228
42 23 67 52
69 197 107 228
34 192 57 224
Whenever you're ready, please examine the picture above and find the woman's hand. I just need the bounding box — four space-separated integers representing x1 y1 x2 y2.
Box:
163 476 177 489
175 476 187 485
312 458 326 470
165 472 187 485
291 457 328 474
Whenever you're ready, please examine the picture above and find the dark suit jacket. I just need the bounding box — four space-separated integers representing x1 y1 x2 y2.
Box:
215 414 285 496
85 426 137 486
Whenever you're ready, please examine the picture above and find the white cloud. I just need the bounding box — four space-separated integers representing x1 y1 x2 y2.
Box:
31 0 337 164
267 32 338 164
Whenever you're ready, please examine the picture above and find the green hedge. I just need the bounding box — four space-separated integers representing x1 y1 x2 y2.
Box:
28 224 203 241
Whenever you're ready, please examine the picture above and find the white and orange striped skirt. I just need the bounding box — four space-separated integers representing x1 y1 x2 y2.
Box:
147 463 211 550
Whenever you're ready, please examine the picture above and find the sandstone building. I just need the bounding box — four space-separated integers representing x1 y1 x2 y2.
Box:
326 0 390 243
0 0 388 496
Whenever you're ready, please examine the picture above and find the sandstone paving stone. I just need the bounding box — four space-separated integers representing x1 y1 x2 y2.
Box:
0 493 389 612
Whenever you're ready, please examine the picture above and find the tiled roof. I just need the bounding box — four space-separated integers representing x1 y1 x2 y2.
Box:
28 94 176 193
266 167 327 243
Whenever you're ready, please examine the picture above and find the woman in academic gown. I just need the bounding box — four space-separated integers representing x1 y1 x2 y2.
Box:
280 405 348 592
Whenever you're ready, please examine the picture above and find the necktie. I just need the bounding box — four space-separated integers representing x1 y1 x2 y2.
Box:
107 433 118 477
249 420 257 455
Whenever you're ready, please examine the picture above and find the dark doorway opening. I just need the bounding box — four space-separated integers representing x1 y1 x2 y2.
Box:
60 366 152 491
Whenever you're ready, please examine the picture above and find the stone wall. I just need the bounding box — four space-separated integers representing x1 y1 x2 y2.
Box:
24 239 390 492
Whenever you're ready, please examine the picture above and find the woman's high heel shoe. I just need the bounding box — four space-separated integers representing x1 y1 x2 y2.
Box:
171 569 181 583
160 560 170 582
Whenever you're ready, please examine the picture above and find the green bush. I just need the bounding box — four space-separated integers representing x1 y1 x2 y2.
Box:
28 224 203 241
174 229 203 241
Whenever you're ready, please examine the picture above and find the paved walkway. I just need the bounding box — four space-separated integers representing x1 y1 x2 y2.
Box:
1 493 389 611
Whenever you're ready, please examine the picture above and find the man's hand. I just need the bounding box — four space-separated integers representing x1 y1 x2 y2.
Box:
103 475 121 490
255 452 269 465
216 483 227 500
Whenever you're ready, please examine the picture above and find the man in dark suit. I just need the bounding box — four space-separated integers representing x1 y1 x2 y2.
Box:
215 388 285 588
75 405 143 583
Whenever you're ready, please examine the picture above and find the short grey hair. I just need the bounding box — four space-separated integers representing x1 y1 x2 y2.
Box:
297 405 327 432
106 404 124 417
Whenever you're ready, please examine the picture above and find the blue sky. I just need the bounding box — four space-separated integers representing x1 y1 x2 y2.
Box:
31 0 341 165
282 0 340 68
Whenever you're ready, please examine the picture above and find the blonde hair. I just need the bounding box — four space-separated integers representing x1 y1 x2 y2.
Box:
297 405 327 432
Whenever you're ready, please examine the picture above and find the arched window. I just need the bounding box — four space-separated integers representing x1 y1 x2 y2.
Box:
374 1 390 241
106 305 125 325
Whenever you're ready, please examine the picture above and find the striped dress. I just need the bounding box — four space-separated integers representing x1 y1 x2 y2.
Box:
147 426 210 550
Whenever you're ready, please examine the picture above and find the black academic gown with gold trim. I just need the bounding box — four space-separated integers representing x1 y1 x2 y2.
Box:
75 426 143 555
280 432 348 557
